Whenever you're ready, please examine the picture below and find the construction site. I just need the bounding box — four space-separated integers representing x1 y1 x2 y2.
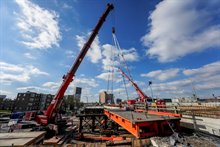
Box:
0 1 220 147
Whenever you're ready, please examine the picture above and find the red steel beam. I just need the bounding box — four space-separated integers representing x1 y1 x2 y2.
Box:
148 110 182 118
104 109 140 137
135 109 182 117
104 110 160 138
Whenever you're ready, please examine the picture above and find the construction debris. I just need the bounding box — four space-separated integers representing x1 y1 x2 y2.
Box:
150 133 220 147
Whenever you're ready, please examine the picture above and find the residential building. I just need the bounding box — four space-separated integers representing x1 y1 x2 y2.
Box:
14 91 41 111
14 89 82 112
40 94 53 110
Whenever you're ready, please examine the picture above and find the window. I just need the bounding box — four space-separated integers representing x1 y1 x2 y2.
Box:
28 103 32 106
31 93 36 97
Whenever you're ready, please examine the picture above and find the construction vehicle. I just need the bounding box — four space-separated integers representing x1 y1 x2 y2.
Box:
118 68 166 110
35 3 114 127
118 68 148 103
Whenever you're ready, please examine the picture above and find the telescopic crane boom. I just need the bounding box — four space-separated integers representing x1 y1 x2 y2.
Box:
118 68 148 102
37 4 114 125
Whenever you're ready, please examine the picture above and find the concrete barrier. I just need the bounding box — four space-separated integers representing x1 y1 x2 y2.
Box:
181 115 220 136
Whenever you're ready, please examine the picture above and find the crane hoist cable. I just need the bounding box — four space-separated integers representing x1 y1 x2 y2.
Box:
112 27 129 101
106 37 114 94
112 27 134 121
112 28 133 81
106 34 117 95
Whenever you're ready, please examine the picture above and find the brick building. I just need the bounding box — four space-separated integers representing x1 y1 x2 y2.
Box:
99 91 114 104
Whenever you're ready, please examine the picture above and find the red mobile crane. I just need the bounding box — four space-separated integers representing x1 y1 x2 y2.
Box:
118 68 148 103
36 4 114 125
118 68 166 110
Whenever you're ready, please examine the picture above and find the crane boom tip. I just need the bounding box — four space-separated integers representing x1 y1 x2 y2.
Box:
107 3 114 10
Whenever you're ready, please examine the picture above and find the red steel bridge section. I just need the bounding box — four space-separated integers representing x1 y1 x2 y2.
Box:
104 109 181 138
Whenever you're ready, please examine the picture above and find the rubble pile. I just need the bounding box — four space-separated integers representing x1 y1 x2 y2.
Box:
150 133 220 147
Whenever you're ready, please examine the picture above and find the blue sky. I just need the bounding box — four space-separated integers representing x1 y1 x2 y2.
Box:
0 0 220 102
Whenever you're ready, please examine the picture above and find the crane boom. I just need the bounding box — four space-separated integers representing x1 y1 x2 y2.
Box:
118 68 148 102
37 4 114 125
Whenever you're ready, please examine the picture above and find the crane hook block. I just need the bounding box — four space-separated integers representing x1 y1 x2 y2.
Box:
112 27 115 34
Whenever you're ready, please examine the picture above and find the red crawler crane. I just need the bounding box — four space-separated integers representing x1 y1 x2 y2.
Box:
36 4 114 125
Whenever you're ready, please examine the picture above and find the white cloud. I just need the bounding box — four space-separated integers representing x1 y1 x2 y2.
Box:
195 75 220 91
75 32 139 68
142 0 220 62
183 61 220 91
41 77 99 100
0 61 48 84
113 88 125 94
102 44 118 71
183 61 220 77
42 82 60 89
0 90 11 95
65 50 75 58
96 72 122 83
141 68 180 81
76 34 102 63
28 65 49 75
16 86 50 93
73 77 99 88
15 0 61 49
121 48 139 62
43 77 98 91
152 79 191 92
0 62 24 72
102 44 139 71
146 61 220 98
62 3 72 9
24 52 36 60
96 72 112 81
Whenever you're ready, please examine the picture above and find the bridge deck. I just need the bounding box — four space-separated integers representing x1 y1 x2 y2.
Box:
111 110 179 123
104 109 180 138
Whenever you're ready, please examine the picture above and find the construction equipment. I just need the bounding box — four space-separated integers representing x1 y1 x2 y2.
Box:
118 68 167 110
36 3 114 125
118 68 148 103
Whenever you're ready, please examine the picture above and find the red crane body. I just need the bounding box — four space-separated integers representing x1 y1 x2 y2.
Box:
37 4 114 125
118 68 148 103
